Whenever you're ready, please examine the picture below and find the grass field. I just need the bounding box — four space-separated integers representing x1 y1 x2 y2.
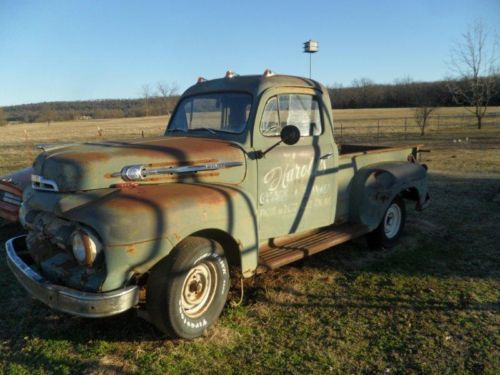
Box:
0 109 499 374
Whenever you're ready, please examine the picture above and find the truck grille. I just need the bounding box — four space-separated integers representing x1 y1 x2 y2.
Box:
0 190 22 206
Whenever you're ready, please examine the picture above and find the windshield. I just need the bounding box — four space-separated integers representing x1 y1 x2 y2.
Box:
167 92 252 134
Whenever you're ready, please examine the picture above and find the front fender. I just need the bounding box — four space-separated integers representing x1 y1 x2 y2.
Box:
349 162 428 230
63 183 258 290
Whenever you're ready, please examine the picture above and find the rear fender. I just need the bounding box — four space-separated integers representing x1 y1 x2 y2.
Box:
349 162 428 230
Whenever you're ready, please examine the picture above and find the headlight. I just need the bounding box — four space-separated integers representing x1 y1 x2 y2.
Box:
71 229 102 266
19 202 27 228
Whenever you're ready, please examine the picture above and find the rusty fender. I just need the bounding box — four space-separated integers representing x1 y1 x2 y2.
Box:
60 183 258 291
0 167 32 223
349 161 428 230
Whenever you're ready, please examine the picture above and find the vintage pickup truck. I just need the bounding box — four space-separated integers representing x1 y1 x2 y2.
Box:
6 71 429 339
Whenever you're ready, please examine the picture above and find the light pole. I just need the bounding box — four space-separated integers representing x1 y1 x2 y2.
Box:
303 39 318 79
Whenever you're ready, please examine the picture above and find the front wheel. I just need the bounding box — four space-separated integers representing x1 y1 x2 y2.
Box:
367 196 406 249
146 236 230 339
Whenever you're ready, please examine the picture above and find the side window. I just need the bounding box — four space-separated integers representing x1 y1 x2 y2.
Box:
260 97 280 136
260 94 322 137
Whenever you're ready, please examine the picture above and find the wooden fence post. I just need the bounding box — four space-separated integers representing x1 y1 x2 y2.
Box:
404 117 407 140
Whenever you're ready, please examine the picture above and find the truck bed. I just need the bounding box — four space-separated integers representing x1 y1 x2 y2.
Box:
335 143 420 222
338 143 419 156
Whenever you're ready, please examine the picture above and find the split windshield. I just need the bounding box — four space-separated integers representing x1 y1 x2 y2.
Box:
167 92 252 134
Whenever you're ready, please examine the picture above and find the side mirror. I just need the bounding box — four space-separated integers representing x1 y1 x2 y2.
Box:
255 125 301 159
280 125 301 145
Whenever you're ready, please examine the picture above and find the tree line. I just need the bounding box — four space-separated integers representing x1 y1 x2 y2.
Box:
2 77 497 124
328 78 499 109
1 82 179 125
2 96 179 124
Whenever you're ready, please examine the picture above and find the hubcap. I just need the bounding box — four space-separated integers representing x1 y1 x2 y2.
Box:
384 203 402 239
181 262 217 318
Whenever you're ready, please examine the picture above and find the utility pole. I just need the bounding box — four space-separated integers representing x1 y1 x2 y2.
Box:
303 39 318 79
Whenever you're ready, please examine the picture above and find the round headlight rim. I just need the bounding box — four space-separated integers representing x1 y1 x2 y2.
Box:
70 227 102 267
19 202 27 228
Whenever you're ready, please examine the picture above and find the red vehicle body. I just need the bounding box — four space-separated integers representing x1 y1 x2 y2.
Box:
0 167 32 223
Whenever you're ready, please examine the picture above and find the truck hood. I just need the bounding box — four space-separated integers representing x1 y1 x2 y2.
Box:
32 137 246 192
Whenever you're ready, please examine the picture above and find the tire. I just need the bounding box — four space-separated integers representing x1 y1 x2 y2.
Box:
367 196 406 249
146 236 230 339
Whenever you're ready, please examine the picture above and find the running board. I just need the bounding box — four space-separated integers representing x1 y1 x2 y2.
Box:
256 223 368 273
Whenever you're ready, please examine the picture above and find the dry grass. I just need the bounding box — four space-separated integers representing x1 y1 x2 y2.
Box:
1 107 498 175
332 105 500 120
0 116 167 175
333 106 500 138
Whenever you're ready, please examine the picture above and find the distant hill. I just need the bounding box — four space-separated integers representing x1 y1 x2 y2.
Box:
3 96 179 124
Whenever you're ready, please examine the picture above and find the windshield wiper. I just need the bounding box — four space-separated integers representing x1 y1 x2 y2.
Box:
192 127 217 135
167 127 188 133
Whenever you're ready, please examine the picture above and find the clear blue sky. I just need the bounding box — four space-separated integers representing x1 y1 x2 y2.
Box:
0 0 498 106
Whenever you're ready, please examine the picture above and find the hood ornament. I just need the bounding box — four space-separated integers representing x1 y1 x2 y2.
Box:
113 161 243 181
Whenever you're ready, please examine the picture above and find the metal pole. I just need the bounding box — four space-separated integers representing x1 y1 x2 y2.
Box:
309 53 312 79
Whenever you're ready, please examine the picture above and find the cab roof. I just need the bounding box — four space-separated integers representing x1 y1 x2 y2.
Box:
183 74 327 98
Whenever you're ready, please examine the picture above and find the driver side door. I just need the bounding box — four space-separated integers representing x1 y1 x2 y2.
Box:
255 89 336 240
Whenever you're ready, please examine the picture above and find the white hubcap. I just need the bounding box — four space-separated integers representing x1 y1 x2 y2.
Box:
384 203 402 239
181 262 217 318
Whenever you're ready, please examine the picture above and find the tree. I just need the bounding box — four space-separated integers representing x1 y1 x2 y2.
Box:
447 20 499 129
157 82 179 115
38 103 54 125
142 84 151 117
414 106 436 136
412 82 438 136
0 107 7 126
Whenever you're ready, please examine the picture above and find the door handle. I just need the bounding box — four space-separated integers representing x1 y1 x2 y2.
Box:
320 153 334 160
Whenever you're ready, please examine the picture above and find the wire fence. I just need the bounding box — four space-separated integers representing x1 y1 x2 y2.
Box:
334 112 500 143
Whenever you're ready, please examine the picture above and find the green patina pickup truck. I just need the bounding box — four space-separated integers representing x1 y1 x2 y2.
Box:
6 71 429 339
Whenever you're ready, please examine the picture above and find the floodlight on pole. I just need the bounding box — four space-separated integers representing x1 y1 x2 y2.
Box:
303 39 318 79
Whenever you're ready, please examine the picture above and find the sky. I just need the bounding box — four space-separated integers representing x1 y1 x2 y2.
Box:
0 0 499 106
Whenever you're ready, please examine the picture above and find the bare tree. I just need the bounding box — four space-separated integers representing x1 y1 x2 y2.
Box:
39 103 54 125
414 106 436 136
157 82 179 115
412 82 438 136
157 82 179 98
142 84 151 117
447 20 499 129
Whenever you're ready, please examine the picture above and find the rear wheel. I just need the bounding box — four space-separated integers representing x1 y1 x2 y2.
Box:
146 236 229 339
367 196 406 249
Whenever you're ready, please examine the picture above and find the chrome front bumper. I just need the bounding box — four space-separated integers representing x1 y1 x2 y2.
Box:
5 235 139 318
